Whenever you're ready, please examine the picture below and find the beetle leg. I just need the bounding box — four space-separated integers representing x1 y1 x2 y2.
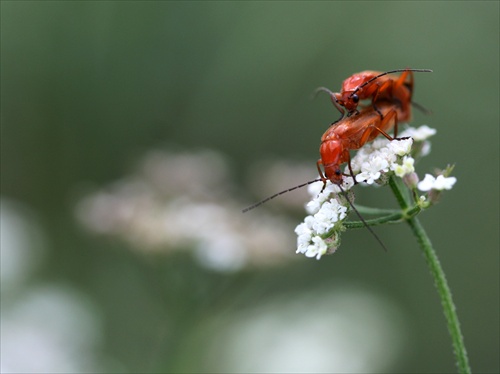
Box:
346 153 358 184
316 159 327 192
359 109 398 146
371 80 393 118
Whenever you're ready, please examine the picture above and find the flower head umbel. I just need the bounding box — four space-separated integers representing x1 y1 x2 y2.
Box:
295 124 457 259
295 181 350 259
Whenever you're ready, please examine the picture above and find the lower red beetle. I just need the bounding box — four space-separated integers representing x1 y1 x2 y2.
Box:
317 100 409 188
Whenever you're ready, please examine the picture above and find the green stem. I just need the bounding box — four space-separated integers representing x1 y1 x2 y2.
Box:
389 177 471 373
353 205 400 215
343 212 404 228
344 203 422 229
389 175 411 208
407 217 470 373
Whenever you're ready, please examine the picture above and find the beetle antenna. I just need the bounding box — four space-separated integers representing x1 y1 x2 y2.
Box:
312 87 345 122
242 178 322 213
349 68 433 98
337 184 388 252
312 86 335 100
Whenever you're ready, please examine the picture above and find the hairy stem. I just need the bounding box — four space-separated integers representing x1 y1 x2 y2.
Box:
343 212 404 228
407 216 471 373
389 177 471 373
344 203 422 229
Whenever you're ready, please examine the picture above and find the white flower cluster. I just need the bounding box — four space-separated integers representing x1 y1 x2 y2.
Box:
295 125 447 260
348 137 413 184
350 125 438 185
295 181 351 259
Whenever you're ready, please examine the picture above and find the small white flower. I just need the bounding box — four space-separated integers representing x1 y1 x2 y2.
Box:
420 141 432 157
305 179 353 214
387 138 413 156
307 180 326 199
355 172 373 184
295 219 313 255
374 147 397 165
296 235 311 255
348 156 364 174
330 176 355 193
305 236 328 260
306 182 334 214
417 174 457 191
391 156 415 178
311 213 334 235
294 221 311 237
371 137 391 150
312 199 347 234
305 198 322 215
368 155 390 172
400 125 437 141
356 156 389 184
433 175 457 190
417 174 436 191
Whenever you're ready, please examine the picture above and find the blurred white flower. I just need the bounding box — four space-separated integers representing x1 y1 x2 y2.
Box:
418 174 457 191
1 286 103 374
399 125 436 141
0 199 45 290
433 175 457 190
190 287 409 373
419 141 432 157
75 150 296 272
1 199 110 373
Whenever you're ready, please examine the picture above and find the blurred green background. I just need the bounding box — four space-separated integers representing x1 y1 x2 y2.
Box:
1 1 499 373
